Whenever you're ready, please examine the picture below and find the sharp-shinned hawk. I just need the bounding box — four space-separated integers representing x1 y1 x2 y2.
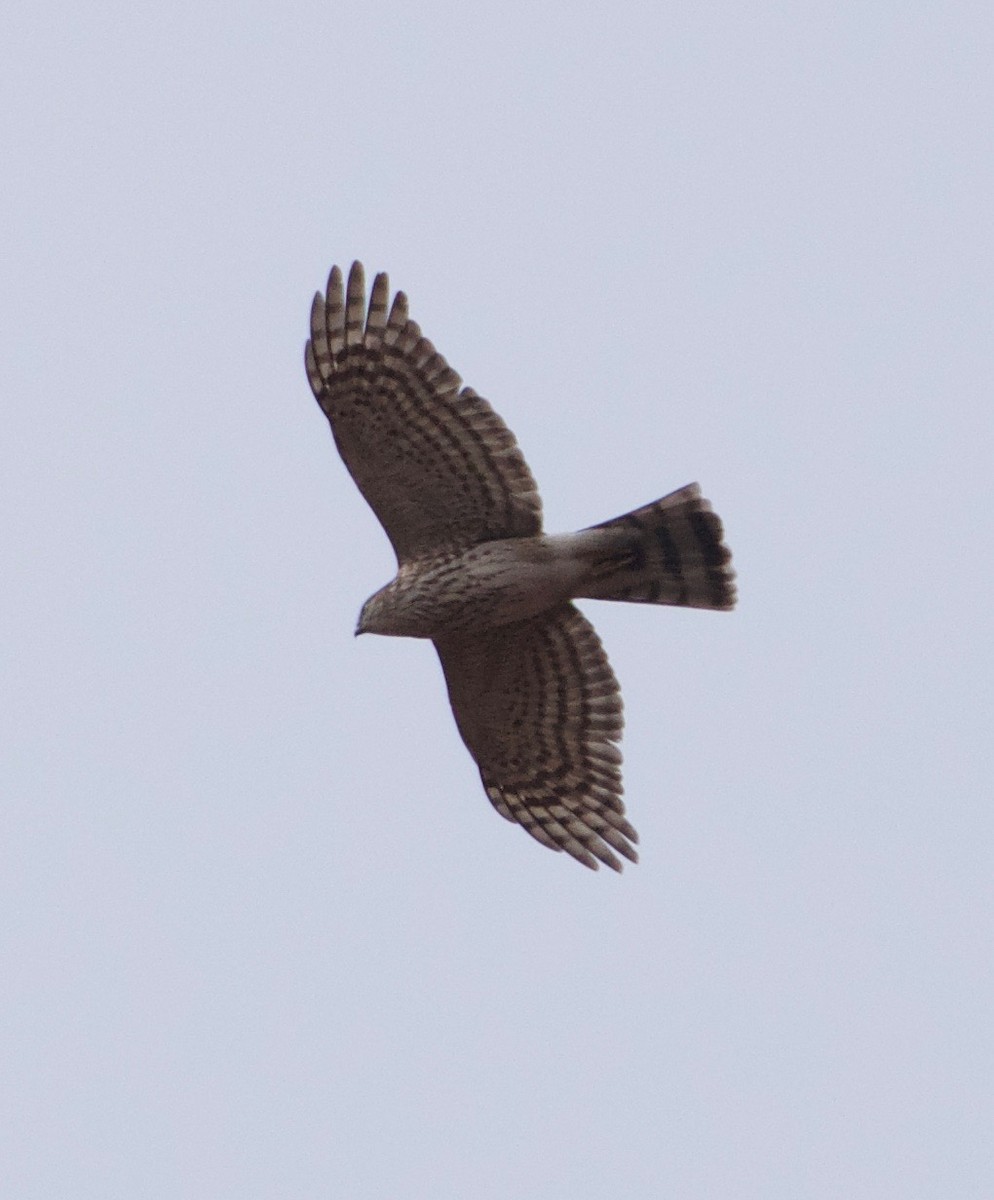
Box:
305 262 735 871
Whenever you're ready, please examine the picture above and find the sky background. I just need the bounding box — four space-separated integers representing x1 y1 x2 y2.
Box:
3 3 992 1197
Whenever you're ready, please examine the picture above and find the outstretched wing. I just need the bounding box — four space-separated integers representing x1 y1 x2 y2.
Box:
305 262 542 562
435 603 638 871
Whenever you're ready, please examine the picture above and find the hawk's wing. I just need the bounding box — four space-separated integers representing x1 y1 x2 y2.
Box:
435 603 638 871
306 262 542 563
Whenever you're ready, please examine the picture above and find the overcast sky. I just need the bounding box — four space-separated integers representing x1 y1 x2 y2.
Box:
3 3 992 1197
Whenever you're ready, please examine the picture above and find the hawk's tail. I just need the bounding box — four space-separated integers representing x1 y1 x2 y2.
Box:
576 484 736 611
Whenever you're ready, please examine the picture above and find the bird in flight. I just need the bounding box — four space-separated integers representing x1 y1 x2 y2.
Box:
305 263 735 871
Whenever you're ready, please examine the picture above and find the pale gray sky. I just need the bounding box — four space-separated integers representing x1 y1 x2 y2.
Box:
3 3 992 1197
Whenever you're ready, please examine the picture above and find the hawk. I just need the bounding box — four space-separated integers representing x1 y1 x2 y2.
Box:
305 262 735 871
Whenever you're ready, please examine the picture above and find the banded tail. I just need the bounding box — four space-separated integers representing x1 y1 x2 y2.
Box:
577 483 736 611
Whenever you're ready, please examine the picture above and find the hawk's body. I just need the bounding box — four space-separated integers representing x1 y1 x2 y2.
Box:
306 262 735 871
